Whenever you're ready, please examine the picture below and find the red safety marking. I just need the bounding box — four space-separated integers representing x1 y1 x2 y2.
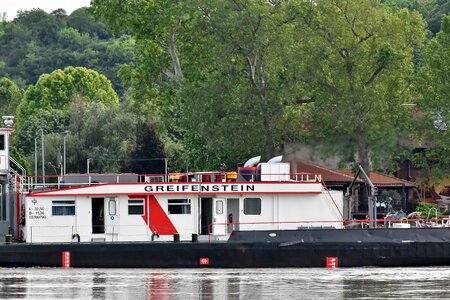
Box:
326 257 338 268
199 258 209 265
62 251 71 268
139 195 177 235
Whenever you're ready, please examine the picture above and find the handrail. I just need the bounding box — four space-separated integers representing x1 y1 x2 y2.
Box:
10 157 26 177
18 171 324 193
207 218 450 242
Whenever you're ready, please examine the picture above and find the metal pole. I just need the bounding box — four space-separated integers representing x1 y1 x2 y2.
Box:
41 128 45 185
34 135 38 180
87 158 90 174
357 165 376 228
63 132 67 175
164 158 168 182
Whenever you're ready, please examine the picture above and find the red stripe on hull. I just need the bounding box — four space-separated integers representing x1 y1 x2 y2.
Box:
141 195 177 235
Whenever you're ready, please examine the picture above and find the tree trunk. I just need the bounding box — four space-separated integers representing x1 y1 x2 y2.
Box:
356 128 371 174
168 30 183 83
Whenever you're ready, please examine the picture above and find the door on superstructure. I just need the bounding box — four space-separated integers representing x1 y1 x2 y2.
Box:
200 198 212 235
104 197 119 241
227 198 239 232
212 198 226 234
92 197 105 234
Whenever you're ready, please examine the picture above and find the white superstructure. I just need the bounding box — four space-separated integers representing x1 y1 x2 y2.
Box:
19 161 344 243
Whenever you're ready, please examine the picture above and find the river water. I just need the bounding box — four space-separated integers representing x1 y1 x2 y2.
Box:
0 267 448 299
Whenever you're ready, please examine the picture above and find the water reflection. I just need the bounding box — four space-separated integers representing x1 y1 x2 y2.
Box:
227 275 240 300
0 267 448 299
0 276 27 298
92 272 106 299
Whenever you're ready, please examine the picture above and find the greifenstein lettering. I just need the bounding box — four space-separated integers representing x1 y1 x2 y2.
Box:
144 184 255 193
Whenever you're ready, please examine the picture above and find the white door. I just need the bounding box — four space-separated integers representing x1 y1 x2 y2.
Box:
212 198 227 234
104 197 119 241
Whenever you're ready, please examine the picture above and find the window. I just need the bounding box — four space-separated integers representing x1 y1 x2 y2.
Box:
128 199 144 215
168 199 191 214
244 198 261 215
52 200 75 216
109 199 116 215
216 200 223 215
0 134 4 151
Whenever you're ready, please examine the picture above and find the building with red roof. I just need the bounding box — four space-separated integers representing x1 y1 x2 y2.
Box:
295 161 417 219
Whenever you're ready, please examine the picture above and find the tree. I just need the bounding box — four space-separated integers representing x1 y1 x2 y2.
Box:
30 95 138 175
381 0 450 35
411 14 450 185
62 97 137 174
289 0 426 174
14 9 64 44
0 9 133 93
422 0 450 35
17 66 118 115
14 66 119 155
67 7 112 40
91 0 302 170
0 77 22 116
90 0 188 85
121 121 166 174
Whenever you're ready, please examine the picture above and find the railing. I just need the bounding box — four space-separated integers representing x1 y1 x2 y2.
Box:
19 173 170 193
19 217 450 244
18 171 323 193
207 218 450 241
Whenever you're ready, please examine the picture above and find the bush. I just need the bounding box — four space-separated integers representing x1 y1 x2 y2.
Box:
415 202 442 219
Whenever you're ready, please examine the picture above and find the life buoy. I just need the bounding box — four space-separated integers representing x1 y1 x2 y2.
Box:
400 217 408 224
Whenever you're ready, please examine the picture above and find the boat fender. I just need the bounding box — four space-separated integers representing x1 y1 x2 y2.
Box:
72 233 80 243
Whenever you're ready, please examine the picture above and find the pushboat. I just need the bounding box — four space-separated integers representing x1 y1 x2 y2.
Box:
1 118 450 268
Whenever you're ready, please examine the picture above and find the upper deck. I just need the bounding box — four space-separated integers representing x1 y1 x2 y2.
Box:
19 168 324 196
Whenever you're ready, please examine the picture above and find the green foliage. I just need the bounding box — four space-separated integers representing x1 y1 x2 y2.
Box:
121 122 166 174
10 146 31 175
14 109 69 156
415 202 441 219
27 96 140 175
0 8 133 94
15 67 119 156
67 7 112 39
382 0 450 35
0 0 447 179
14 9 64 44
421 0 450 34
19 66 118 112
0 77 22 116
63 97 137 173
411 14 450 185
89 0 448 178
91 0 304 170
288 1 426 173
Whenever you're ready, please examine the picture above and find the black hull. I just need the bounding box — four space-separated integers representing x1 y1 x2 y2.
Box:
2 228 450 268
